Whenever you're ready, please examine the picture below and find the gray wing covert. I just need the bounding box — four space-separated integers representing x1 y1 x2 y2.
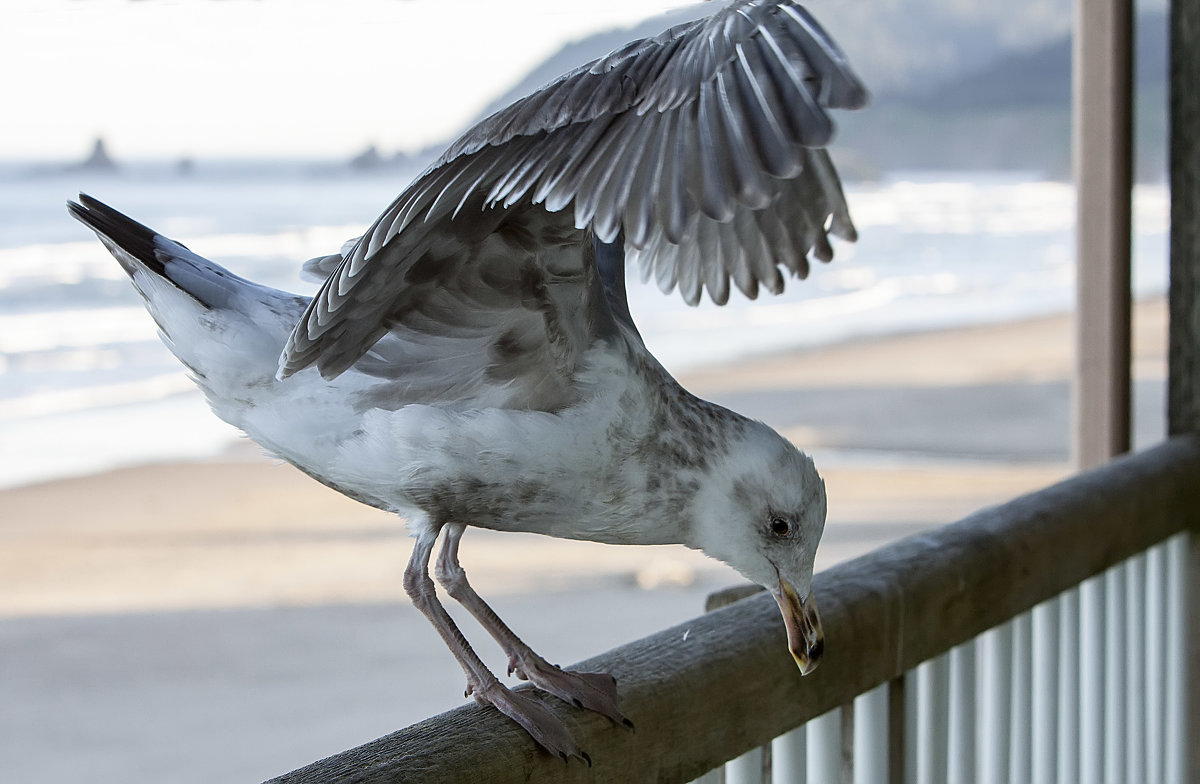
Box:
280 0 866 381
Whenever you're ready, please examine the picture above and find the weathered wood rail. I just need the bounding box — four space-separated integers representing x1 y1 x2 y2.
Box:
266 435 1200 784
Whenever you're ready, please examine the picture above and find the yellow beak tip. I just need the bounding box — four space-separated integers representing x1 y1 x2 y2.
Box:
792 635 824 675
774 579 824 676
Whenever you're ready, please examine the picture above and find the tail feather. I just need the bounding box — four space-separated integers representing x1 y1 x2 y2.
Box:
68 193 307 394
68 194 271 312
68 193 172 279
69 194 392 504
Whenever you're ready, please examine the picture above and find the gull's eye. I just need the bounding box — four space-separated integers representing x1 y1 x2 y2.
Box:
770 516 791 537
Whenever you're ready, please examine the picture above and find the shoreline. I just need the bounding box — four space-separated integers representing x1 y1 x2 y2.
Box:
1 294 1167 491
0 297 1167 618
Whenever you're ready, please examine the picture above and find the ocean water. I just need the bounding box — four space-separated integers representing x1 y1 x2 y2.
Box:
0 164 1169 489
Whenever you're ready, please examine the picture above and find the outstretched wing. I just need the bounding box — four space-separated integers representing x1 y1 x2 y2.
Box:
281 0 865 380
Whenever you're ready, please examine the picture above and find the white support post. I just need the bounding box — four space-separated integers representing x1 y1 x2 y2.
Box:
947 642 977 784
904 671 918 784
1031 599 1060 784
979 623 1013 784
772 725 807 784
1008 613 1032 782
1080 573 1108 782
1057 588 1082 784
726 746 766 784
853 683 890 784
1125 553 1147 783
1165 534 1188 784
1104 563 1129 781
807 708 843 783
1145 543 1168 784
916 654 950 784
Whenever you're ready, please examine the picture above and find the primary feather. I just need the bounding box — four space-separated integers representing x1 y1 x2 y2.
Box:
279 0 865 380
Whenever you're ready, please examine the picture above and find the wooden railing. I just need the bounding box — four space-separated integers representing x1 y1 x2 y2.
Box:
266 436 1200 784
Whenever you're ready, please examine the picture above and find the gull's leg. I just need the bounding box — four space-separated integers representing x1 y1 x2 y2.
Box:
403 531 587 762
434 524 632 728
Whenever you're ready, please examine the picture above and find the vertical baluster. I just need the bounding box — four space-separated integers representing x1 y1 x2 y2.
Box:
1145 542 1168 784
727 746 766 784
1165 533 1187 784
904 671 919 784
947 641 977 784
1058 587 1081 784
1080 572 1107 782
772 725 807 784
1125 553 1147 783
1009 612 1033 783
808 707 843 783
916 654 951 784
979 622 1013 784
887 676 906 784
854 682 890 784
1104 563 1128 782
1032 597 1060 784
842 700 855 783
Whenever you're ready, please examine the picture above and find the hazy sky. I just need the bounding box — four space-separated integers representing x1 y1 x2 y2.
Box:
3 0 695 161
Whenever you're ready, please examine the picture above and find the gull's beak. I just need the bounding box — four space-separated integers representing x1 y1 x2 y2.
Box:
773 577 823 675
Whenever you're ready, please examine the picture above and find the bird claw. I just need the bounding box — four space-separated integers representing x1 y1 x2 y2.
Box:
514 658 633 729
472 680 589 763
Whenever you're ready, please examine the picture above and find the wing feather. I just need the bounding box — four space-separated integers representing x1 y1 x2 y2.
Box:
731 39 800 178
538 119 618 213
777 4 868 109
652 227 680 294
621 112 667 249
657 111 692 244
714 69 771 208
676 222 705 305
572 113 641 232
281 0 867 382
592 112 660 243
694 81 736 222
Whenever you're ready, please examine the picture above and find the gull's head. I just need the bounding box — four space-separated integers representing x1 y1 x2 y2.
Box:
691 420 827 675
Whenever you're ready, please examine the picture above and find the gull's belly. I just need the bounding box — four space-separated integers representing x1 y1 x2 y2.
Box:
319 379 691 546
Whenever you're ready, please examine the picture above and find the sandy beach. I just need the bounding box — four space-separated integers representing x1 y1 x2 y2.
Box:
0 298 1168 783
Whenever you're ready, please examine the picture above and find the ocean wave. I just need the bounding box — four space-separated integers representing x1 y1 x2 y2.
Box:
0 306 159 354
0 372 195 422
0 174 1170 487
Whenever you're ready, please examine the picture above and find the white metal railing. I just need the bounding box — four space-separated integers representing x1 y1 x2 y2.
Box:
699 534 1189 784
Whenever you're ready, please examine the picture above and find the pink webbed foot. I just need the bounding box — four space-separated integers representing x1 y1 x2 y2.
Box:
509 655 633 730
468 677 591 764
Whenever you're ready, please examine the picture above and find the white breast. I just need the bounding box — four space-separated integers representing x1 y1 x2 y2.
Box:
292 344 665 542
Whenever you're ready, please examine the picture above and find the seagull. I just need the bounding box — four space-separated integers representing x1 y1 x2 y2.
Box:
69 0 865 761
